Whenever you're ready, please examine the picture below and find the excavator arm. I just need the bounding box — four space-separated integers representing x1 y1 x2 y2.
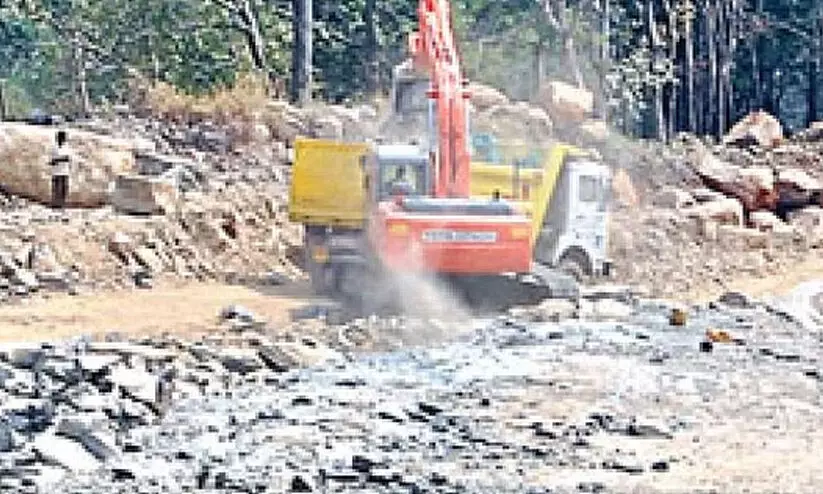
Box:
407 0 472 199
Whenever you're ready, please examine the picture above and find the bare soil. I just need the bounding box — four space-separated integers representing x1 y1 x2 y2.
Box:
0 279 320 343
0 258 820 345
680 256 823 304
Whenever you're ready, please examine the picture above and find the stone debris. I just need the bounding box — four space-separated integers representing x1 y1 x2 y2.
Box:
722 109 784 148
0 95 822 312
0 296 813 493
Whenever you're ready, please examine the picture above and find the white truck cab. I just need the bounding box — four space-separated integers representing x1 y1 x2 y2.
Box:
534 156 612 279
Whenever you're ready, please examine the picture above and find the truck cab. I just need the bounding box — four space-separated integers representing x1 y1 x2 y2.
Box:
533 155 612 279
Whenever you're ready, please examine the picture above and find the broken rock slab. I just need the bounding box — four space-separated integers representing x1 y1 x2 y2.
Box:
55 418 118 462
683 197 744 227
788 206 823 230
723 110 784 148
111 173 179 215
535 80 594 125
750 211 784 232
32 432 102 473
653 186 695 210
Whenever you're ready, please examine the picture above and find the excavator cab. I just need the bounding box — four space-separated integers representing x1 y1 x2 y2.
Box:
362 144 431 203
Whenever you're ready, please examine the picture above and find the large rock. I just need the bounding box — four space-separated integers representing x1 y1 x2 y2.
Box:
612 168 639 208
110 174 179 215
535 80 594 125
694 152 778 216
722 110 784 148
788 206 823 230
683 196 744 227
653 186 695 210
476 102 553 141
468 82 509 111
0 123 137 207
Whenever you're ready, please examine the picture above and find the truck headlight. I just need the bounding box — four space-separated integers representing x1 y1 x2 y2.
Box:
511 227 530 240
388 223 410 236
311 246 329 263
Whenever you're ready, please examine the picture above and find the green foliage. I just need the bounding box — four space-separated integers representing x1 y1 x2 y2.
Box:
0 0 820 135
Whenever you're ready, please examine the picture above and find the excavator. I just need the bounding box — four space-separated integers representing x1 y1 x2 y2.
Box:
288 0 613 311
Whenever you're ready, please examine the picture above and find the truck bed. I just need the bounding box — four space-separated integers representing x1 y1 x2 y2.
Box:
288 138 371 229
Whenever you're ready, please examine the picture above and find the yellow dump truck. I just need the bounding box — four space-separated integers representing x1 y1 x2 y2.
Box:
289 137 613 295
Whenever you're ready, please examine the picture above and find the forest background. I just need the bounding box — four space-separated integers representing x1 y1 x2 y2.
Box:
0 0 818 139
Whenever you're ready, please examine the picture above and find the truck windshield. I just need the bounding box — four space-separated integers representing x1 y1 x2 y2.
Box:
578 174 609 212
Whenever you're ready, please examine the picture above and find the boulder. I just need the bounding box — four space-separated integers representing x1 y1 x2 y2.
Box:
578 119 610 142
535 80 594 125
612 168 639 207
478 102 553 141
777 168 821 192
738 166 775 191
0 123 137 207
653 186 695 210
684 197 744 227
695 153 778 215
110 174 179 215
311 115 344 140
749 211 783 232
788 206 823 230
467 82 509 110
722 110 784 148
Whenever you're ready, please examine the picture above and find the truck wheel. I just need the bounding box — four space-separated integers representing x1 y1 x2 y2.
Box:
558 257 588 285
308 263 335 296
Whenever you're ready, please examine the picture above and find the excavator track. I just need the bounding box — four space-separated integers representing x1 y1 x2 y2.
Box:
322 260 584 320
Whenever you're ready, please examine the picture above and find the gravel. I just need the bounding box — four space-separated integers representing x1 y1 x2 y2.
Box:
1 288 820 493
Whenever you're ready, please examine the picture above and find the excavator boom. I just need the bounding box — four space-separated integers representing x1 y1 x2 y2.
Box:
408 0 471 198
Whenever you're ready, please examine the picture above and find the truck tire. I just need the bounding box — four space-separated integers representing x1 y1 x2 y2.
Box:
308 262 336 296
558 255 590 286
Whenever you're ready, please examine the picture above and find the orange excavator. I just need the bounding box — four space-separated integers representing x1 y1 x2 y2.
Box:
364 0 533 278
290 0 612 310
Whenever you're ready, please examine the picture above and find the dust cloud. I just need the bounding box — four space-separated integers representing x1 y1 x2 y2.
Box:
353 236 476 347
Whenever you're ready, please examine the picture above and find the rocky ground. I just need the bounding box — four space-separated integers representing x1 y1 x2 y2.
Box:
0 74 821 494
1 88 823 305
1 287 821 493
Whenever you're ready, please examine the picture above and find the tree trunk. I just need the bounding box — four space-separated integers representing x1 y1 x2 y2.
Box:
685 2 696 132
666 0 677 138
716 0 726 136
754 0 766 110
696 0 706 135
725 0 737 127
365 0 378 97
598 0 610 119
533 40 545 99
238 0 267 71
78 44 89 118
291 0 312 105
707 0 718 138
648 0 665 140
809 11 821 125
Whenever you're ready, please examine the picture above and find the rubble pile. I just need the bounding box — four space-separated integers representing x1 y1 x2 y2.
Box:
2 293 821 493
607 113 823 298
0 188 303 300
0 318 350 492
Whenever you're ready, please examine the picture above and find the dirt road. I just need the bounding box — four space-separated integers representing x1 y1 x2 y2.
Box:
0 258 820 344
681 256 823 304
0 280 320 343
